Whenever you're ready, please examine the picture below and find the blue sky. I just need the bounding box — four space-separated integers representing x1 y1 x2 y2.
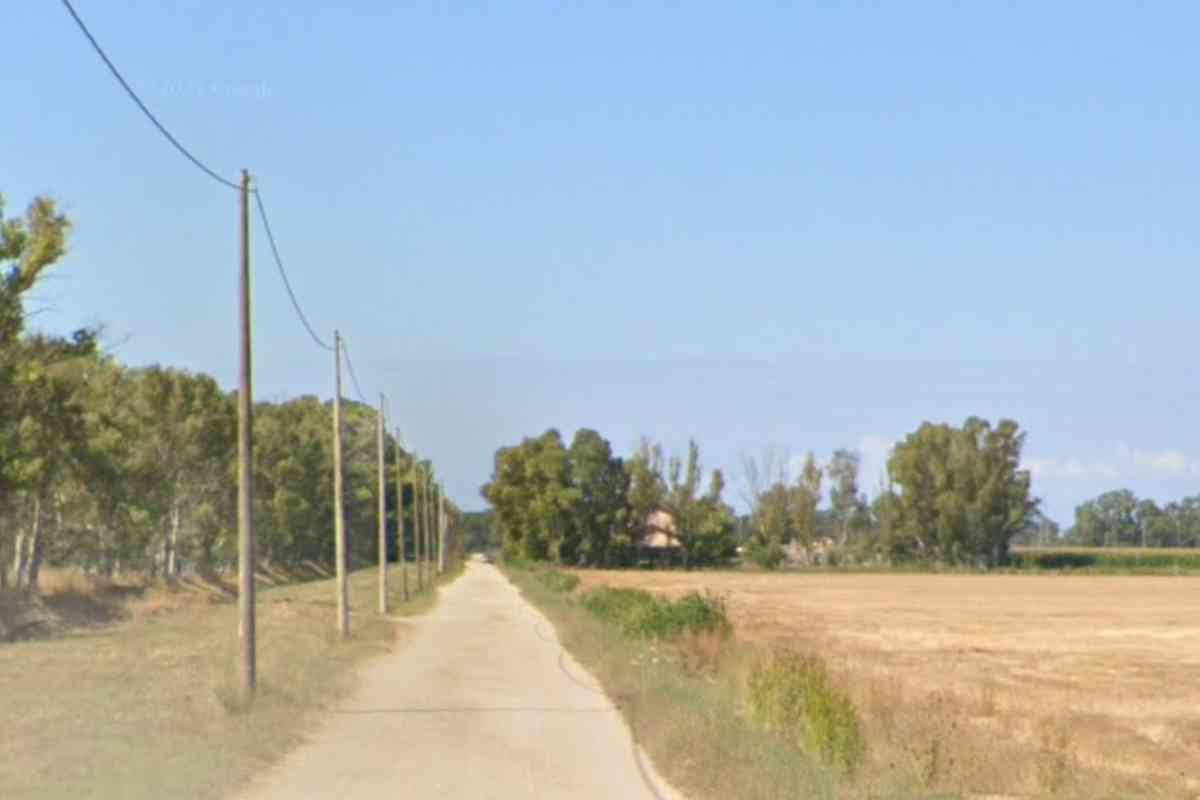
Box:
7 2 1200 523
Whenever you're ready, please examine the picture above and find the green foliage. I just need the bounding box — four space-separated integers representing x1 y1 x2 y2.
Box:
1068 490 1200 549
565 429 628 565
0 194 98 588
743 451 827 569
827 449 866 550
482 429 575 562
882 417 1035 567
0 189 456 587
581 586 730 640
792 453 823 549
459 510 497 552
746 539 786 570
748 650 865 774
485 431 736 568
1012 547 1200 572
535 569 580 593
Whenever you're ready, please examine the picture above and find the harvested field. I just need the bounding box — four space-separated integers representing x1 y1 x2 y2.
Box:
572 569 1200 797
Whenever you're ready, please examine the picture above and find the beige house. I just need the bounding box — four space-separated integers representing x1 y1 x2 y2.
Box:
642 510 682 548
637 510 683 564
784 536 836 566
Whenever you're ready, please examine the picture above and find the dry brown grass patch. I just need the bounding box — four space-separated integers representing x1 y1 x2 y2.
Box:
571 568 1200 798
0 562 457 800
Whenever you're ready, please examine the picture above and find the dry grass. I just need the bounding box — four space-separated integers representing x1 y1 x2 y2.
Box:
572 569 1200 798
0 562 458 800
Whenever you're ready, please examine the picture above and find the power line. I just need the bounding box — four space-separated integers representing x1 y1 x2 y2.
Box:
341 338 370 404
253 187 334 351
59 0 241 191
63 1 390 420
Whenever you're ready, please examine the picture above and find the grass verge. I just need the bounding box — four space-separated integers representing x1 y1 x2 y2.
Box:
0 560 462 800
503 562 870 800
507 563 1165 800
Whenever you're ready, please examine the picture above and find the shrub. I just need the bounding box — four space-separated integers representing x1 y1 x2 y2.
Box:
670 591 732 637
581 587 730 640
747 540 786 570
536 569 580 594
1011 547 1200 572
747 650 865 774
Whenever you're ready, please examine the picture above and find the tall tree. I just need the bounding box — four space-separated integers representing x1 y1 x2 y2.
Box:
1 194 96 589
790 452 823 549
883 417 1035 566
566 429 627 566
625 439 666 541
827 449 864 551
664 440 737 568
482 430 574 562
1072 489 1138 548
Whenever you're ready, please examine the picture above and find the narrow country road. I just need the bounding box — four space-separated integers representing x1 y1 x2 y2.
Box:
236 562 684 800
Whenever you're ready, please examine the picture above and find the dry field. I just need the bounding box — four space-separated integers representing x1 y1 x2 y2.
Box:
0 563 453 800
572 569 1200 797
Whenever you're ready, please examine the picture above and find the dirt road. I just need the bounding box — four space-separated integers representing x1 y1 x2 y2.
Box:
236 562 682 799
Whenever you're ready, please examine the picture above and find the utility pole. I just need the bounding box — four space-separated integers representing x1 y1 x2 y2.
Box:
427 470 436 587
437 483 445 575
377 393 388 615
236 168 256 698
413 462 423 593
439 485 447 574
394 429 407 602
333 331 349 638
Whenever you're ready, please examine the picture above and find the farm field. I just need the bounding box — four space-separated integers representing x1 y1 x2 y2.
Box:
572 569 1200 796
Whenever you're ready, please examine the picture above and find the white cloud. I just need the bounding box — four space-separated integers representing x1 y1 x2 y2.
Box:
858 435 895 492
1024 447 1199 481
1132 449 1189 476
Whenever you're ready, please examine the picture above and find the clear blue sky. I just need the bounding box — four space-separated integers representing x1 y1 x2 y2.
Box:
7 2 1200 524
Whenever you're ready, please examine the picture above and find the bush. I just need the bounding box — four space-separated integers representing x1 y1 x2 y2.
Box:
581 587 730 640
536 569 580 593
1011 547 1200 572
747 540 786 570
748 650 865 775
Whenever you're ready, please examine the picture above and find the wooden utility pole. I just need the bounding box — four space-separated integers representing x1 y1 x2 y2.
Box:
413 463 423 593
376 393 388 615
236 168 256 698
394 429 407 602
333 331 349 638
427 470 436 587
438 485 447 574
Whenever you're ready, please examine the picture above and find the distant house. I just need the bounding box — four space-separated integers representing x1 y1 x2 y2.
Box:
638 510 683 566
784 536 837 566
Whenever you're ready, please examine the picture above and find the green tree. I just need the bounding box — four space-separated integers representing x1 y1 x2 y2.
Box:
1 194 96 589
623 439 667 564
827 449 865 552
741 450 792 568
482 430 574 562
883 417 1035 567
665 440 736 568
790 452 823 550
566 429 627 566
1072 489 1138 547
748 481 791 568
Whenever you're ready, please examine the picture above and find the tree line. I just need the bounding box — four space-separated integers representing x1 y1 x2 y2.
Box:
2 192 451 591
744 417 1036 568
1063 489 1200 548
487 416 1039 570
482 430 738 567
